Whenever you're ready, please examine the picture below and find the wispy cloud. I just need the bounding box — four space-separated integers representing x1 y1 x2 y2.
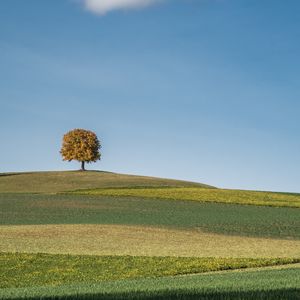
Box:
81 0 162 15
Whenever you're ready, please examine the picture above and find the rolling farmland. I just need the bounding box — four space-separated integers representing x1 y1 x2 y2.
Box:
0 171 299 299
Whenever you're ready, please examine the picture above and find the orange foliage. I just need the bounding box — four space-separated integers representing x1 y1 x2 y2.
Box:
60 129 101 169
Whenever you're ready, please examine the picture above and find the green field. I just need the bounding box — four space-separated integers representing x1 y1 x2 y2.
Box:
73 187 300 207
0 171 212 193
2 253 297 288
0 171 299 299
1 193 299 239
1 266 299 299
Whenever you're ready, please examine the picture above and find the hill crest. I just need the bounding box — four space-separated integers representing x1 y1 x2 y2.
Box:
0 171 214 193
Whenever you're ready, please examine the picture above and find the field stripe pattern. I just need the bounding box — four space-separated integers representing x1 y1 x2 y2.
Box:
1 193 299 239
73 187 300 208
1 252 299 288
1 224 300 258
0 265 299 300
0 172 299 300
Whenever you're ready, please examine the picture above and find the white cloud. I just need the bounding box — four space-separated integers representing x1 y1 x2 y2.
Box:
82 0 161 15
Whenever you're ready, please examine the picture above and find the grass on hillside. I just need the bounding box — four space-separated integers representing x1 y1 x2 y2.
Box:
1 224 300 258
73 187 300 208
1 252 299 289
1 193 299 240
1 265 299 299
0 171 213 193
1 171 299 300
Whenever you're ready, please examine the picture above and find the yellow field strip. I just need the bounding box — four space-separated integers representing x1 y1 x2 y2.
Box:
175 262 300 278
0 224 299 258
76 187 300 207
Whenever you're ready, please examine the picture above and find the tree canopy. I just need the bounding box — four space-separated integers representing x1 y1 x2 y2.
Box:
60 129 101 171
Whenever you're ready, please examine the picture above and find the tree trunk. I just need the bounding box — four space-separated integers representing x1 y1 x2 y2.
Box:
81 161 85 171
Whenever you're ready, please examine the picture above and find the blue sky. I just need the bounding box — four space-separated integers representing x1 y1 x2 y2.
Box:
0 0 299 192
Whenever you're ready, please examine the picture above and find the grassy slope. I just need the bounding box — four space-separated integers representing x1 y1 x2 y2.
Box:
75 187 300 208
1 193 299 239
2 253 297 289
1 266 299 300
2 224 299 257
0 171 213 193
0 171 299 299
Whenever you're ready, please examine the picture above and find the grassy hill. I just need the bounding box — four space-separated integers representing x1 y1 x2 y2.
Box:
0 171 213 193
0 170 299 299
1 266 300 299
74 187 300 208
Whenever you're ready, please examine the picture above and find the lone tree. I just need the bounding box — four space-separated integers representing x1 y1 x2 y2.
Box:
60 129 101 171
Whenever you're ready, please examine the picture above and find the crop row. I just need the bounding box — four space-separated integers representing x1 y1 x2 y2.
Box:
1 253 299 289
72 187 300 208
1 265 299 299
